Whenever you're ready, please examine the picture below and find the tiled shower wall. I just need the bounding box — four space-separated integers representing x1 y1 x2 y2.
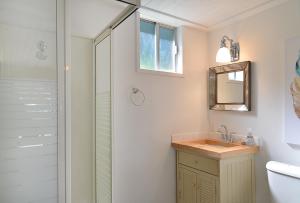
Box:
0 79 57 203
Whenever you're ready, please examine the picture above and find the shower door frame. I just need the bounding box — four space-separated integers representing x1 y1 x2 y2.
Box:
57 0 68 203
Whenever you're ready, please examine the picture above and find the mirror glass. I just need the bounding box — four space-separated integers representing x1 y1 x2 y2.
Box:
209 61 251 111
217 71 244 103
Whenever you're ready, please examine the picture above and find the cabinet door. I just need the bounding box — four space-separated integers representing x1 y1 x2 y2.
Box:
196 172 217 203
178 166 197 203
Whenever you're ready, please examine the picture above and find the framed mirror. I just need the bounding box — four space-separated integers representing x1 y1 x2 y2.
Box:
209 61 251 111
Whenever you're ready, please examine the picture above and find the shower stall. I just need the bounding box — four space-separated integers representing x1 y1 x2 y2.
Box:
0 0 66 202
94 2 139 203
0 0 140 202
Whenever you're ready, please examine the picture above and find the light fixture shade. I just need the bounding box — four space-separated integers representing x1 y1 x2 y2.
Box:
216 47 231 63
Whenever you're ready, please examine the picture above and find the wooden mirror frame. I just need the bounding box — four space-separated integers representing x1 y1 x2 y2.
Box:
209 61 251 111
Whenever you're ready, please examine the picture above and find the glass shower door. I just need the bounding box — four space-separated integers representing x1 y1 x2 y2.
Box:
0 0 61 202
95 34 112 203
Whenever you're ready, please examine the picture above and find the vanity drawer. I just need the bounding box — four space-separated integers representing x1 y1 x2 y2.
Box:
178 151 219 176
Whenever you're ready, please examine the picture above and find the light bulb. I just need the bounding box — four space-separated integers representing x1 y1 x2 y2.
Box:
216 47 231 63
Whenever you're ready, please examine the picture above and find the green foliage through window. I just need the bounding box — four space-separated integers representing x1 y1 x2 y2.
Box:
140 20 155 70
140 19 177 73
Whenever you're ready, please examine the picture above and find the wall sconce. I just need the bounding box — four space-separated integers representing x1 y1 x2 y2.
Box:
216 36 240 63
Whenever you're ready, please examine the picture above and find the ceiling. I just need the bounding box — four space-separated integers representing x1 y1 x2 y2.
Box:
0 0 288 39
71 0 127 38
140 0 288 30
71 0 288 38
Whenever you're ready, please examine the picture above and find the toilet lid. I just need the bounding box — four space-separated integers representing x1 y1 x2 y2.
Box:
266 161 300 179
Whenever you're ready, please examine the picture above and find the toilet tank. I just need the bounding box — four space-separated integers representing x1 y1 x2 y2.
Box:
266 161 300 203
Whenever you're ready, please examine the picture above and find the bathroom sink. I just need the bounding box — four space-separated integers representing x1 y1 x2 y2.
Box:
193 139 238 148
171 138 258 159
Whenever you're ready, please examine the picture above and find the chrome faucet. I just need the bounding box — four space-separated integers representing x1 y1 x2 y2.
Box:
217 125 233 143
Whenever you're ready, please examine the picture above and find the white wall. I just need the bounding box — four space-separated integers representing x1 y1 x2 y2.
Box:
207 0 300 202
71 36 93 203
0 24 56 80
112 13 208 203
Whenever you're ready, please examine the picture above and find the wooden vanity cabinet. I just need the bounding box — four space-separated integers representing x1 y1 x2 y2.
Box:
178 165 218 203
176 150 255 203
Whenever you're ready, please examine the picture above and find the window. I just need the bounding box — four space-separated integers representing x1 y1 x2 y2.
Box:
139 19 180 74
228 71 244 81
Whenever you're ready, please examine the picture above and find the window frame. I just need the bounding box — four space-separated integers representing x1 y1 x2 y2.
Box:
138 17 182 76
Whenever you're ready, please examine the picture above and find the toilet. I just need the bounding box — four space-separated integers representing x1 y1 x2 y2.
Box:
266 161 300 203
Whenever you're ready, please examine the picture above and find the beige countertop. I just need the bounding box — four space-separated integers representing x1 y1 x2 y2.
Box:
172 138 259 159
